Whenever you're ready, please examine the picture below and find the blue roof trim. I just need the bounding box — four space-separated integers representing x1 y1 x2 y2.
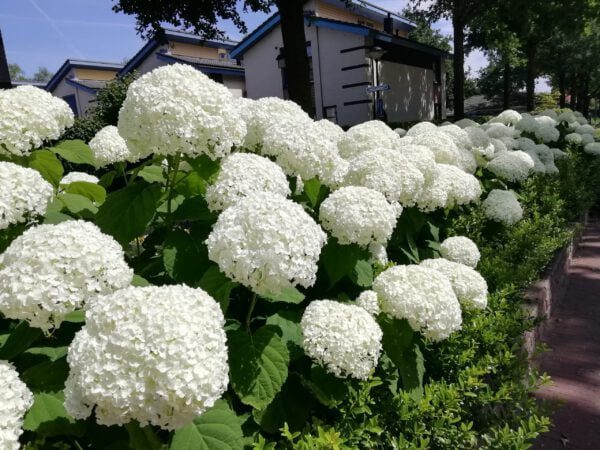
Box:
46 59 123 92
156 53 245 77
65 78 99 95
163 30 238 49
230 13 281 59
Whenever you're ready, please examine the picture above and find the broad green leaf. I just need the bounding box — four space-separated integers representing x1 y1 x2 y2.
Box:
23 346 68 361
303 365 349 407
169 400 243 450
95 181 162 246
319 240 370 287
185 154 220 181
28 149 64 187
52 140 95 166
23 391 85 436
138 165 166 184
132 274 151 286
174 171 207 197
163 229 210 284
57 192 98 215
198 266 238 313
173 196 217 222
265 310 303 360
63 310 85 323
125 422 163 450
261 287 305 304
427 221 440 242
21 356 70 392
99 170 117 189
303 178 328 208
228 325 290 410
65 181 107 204
0 321 42 360
352 260 374 287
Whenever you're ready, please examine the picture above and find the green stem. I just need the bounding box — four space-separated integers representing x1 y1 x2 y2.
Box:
166 154 181 225
245 293 258 333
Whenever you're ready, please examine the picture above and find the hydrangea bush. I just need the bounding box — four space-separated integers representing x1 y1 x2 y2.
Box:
1 66 599 449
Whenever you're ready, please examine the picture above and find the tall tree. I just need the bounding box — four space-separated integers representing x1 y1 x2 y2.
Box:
112 0 315 115
8 63 27 81
32 67 53 83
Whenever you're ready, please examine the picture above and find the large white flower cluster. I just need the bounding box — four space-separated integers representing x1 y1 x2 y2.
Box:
64 285 228 430
584 142 600 156
319 186 399 247
440 236 480 268
416 164 481 212
206 192 327 295
301 300 382 379
205 152 290 211
338 120 401 160
373 265 462 341
0 221 133 330
239 97 312 150
88 125 132 167
0 162 53 230
420 258 488 310
482 189 523 225
0 85 74 156
486 151 534 182
60 171 100 185
118 64 245 161
344 148 424 206
261 119 348 186
492 109 522 126
515 114 540 134
355 290 380 316
0 361 33 450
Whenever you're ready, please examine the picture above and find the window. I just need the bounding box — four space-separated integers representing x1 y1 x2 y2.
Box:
323 106 338 124
62 94 78 116
208 73 224 84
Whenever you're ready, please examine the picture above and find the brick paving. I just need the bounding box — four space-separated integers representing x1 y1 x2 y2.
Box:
533 219 600 449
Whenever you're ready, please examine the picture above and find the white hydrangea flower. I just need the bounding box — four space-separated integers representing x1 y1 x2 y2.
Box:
0 221 133 330
420 258 488 310
500 136 518 150
118 64 245 161
490 138 508 157
515 115 540 134
492 109 522 125
535 115 558 128
440 124 473 150
536 145 559 174
577 124 595 135
525 149 546 174
0 85 74 156
580 134 595 145
338 121 401 160
485 123 516 139
398 136 415 145
0 361 33 450
565 133 583 145
440 236 481 268
301 300 382 379
576 116 589 125
395 144 439 183
88 125 132 167
373 265 462 341
319 186 398 247
557 111 577 124
482 190 523 225
538 109 558 120
0 162 54 230
344 148 424 206
393 127 407 137
416 164 481 212
60 171 100 185
315 119 345 143
369 242 389 266
262 119 348 187
465 126 493 154
64 285 228 430
584 142 600 156
238 97 312 150
486 151 534 182
406 121 438 137
551 148 568 159
206 192 326 295
516 137 537 152
410 130 462 166
454 118 479 128
355 290 380 316
535 125 560 143
205 153 290 212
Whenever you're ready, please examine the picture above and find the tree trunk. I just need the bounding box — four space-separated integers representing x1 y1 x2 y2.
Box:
275 0 315 116
569 75 577 109
525 41 536 111
502 59 511 110
452 0 465 119
558 70 566 109
582 75 590 116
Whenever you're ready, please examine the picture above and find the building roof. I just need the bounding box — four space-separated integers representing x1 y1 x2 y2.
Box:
156 53 245 77
119 29 239 76
46 59 124 92
230 14 448 60
11 80 47 88
65 78 108 94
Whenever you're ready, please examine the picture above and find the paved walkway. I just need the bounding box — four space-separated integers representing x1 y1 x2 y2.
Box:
533 219 600 449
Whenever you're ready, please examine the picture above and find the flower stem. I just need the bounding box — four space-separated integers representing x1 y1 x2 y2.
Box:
245 293 257 333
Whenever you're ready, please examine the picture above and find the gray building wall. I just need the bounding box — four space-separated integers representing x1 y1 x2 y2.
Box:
51 68 97 117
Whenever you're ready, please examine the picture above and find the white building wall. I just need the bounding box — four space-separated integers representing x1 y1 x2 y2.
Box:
242 26 285 99
51 68 97 117
223 75 245 98
379 61 435 123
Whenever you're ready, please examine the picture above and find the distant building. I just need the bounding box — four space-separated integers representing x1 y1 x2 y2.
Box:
230 0 449 126
45 60 124 116
118 30 245 98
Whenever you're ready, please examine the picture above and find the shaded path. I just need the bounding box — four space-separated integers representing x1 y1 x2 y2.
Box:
533 219 600 449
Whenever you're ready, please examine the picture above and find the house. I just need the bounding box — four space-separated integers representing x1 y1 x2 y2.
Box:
230 0 449 126
45 60 124 116
118 30 245 98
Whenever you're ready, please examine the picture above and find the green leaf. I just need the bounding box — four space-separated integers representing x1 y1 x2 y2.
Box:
95 181 162 246
169 400 243 450
52 140 95 166
303 178 328 208
63 310 85 323
427 221 440 242
21 356 69 392
138 165 166 184
185 154 220 182
265 310 303 360
303 365 349 407
0 321 42 360
319 240 370 287
173 196 216 222
352 260 374 287
125 421 163 450
57 192 98 215
163 229 210 284
198 266 238 313
174 171 207 197
132 274 151 287
23 391 85 436
99 170 117 189
65 181 107 204
228 325 290 410
27 149 64 187
261 287 305 304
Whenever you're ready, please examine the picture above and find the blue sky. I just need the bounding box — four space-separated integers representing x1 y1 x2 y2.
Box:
1 0 548 90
